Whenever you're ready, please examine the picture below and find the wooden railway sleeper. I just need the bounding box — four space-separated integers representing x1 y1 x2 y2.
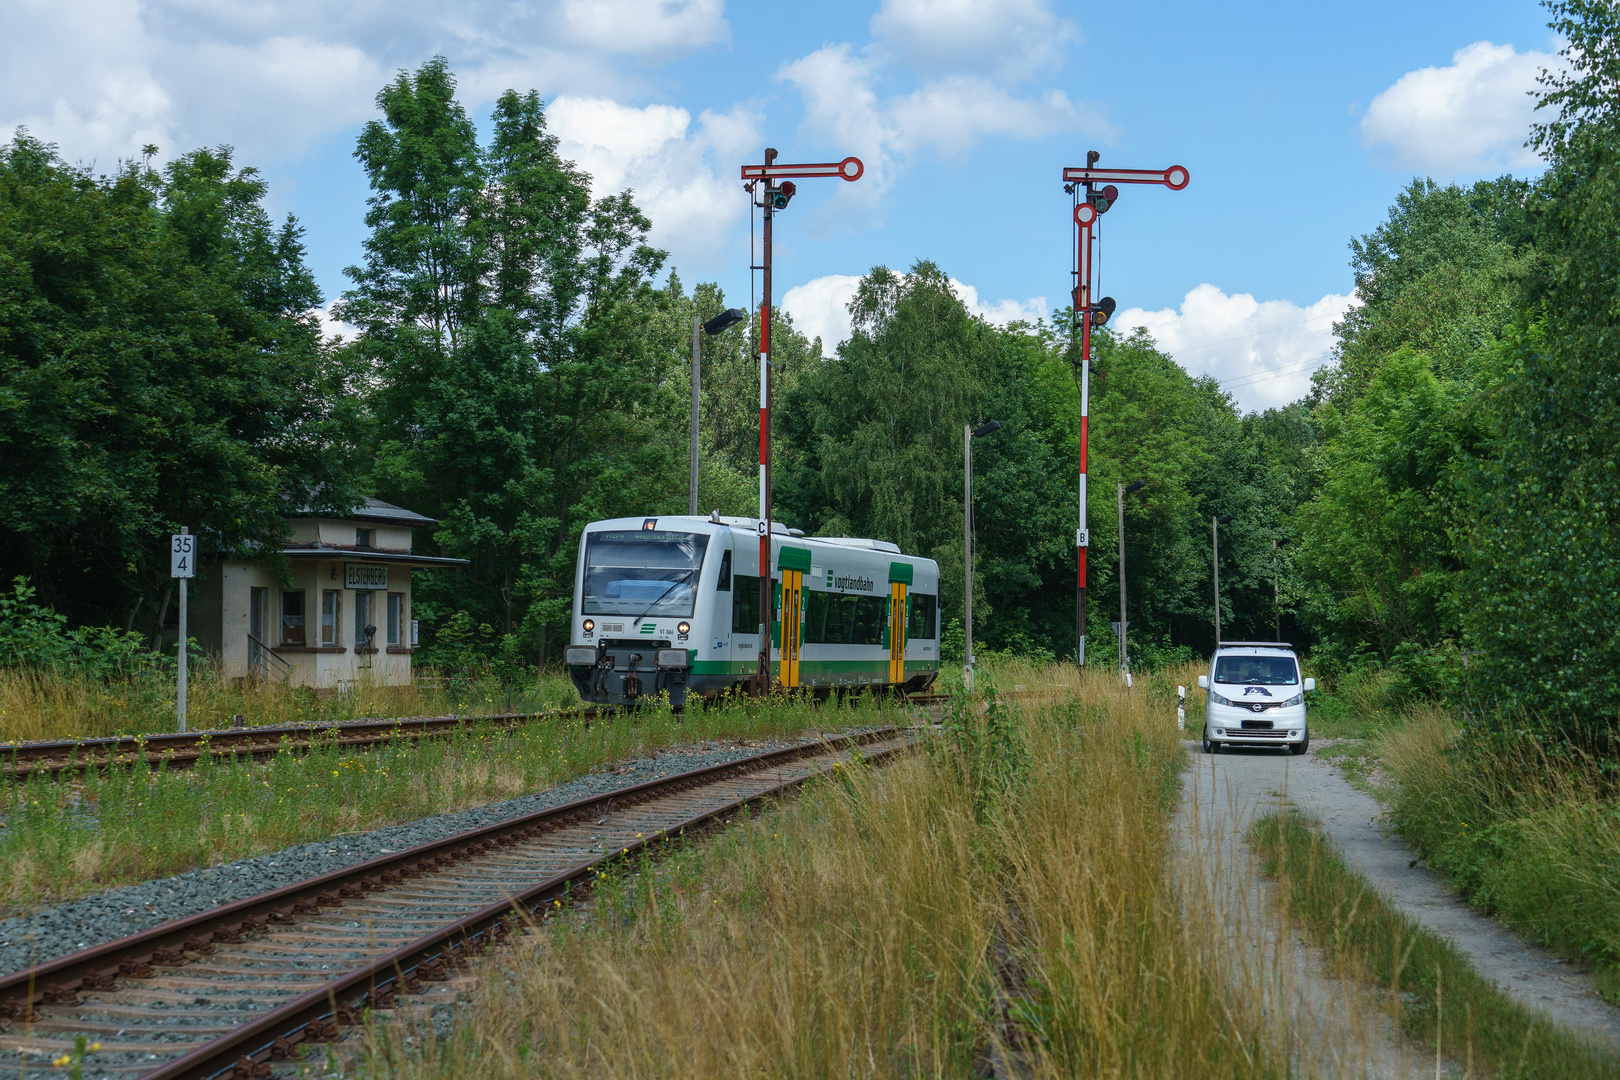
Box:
232 1055 272 1079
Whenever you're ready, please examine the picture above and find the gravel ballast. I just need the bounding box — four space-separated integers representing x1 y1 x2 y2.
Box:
0 734 841 978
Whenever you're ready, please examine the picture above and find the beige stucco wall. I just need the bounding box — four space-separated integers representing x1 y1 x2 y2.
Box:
217 557 415 690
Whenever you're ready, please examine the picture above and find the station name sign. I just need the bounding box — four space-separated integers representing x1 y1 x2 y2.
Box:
345 563 389 590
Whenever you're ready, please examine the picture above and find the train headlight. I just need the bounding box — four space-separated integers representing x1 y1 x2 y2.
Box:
582 618 595 635
677 621 690 638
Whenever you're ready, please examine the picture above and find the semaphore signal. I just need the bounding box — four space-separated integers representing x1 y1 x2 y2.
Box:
740 148 864 693
1064 151 1189 671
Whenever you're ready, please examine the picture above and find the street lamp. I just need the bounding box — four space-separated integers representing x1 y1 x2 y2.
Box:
689 308 747 514
1118 479 1145 681
964 420 1002 691
1272 536 1291 642
1212 513 1235 645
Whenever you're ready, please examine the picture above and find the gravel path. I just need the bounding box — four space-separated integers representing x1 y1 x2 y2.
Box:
1279 747 1620 1047
0 733 842 978
1178 741 1432 1079
1183 738 1620 1065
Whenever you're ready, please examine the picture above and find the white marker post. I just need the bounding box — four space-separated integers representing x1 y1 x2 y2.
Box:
171 528 195 732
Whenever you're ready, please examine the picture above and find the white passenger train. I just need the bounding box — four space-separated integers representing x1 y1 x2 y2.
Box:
563 514 941 707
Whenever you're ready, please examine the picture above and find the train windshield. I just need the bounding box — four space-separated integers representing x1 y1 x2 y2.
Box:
582 531 711 618
1212 655 1299 685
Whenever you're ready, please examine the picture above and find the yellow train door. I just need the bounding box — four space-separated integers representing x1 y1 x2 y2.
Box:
886 560 914 687
777 545 811 688
888 581 908 684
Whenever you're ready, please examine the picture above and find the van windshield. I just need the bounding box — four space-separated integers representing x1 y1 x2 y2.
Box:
582 531 710 618
1213 655 1299 685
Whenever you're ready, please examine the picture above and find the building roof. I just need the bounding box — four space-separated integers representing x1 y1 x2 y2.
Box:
292 497 438 529
280 547 468 568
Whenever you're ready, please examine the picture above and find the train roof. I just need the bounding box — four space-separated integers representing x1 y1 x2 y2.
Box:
587 515 923 562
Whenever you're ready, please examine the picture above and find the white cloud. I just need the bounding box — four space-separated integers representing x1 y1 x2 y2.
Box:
557 0 728 57
782 275 863 356
782 273 1046 358
950 278 1047 327
0 0 731 167
312 302 360 344
777 44 1110 199
870 0 1078 81
891 78 1107 157
1114 285 1356 413
777 46 896 197
548 96 762 274
1361 41 1562 175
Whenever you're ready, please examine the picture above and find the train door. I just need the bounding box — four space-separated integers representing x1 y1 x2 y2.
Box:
887 581 908 684
886 561 913 686
777 545 811 688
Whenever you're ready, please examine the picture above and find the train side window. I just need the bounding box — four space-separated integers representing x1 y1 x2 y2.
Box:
804 590 837 644
716 549 732 591
732 574 761 633
908 594 937 639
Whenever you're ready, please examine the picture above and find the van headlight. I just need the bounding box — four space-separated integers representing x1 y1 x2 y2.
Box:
1282 691 1304 706
1209 690 1233 707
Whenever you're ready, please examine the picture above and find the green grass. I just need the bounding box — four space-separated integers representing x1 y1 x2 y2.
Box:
0 691 905 915
1382 710 1620 1007
1251 809 1620 1079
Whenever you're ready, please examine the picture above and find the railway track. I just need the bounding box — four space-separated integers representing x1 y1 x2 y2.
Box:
1 692 953 781
0 727 916 1079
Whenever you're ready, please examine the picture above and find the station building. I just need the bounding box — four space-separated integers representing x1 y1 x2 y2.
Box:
192 499 466 689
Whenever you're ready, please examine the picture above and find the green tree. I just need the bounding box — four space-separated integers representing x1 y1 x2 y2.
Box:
1454 0 1620 736
0 133 361 633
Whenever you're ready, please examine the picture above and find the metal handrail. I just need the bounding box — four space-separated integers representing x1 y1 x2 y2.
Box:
247 631 293 678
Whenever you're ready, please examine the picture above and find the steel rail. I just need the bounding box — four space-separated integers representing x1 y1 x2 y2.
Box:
1 691 954 781
0 727 914 1079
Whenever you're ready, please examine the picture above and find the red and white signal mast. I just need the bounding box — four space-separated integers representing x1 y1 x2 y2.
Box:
740 149 864 692
1064 152 1189 670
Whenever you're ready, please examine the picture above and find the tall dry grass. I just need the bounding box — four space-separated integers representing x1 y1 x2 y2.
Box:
1381 707 1620 992
356 667 1310 1079
0 666 581 744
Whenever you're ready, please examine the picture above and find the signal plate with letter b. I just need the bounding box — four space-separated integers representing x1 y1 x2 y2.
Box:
1075 529 1089 548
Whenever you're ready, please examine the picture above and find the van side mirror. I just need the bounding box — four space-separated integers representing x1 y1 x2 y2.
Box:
1197 675 1209 689
1304 677 1316 692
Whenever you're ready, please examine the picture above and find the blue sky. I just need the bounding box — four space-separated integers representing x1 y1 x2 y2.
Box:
4 0 1559 410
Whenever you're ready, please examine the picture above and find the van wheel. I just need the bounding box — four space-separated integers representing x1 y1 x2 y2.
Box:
1290 734 1309 756
1203 736 1218 754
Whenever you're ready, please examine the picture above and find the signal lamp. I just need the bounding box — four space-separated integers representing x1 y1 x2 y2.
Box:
1090 184 1120 213
703 308 746 335
771 181 797 210
1091 296 1117 325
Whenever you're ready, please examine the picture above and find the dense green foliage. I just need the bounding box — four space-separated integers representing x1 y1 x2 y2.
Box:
4 1 1618 744
0 135 361 633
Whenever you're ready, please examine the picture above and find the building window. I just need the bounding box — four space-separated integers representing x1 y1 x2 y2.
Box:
354 590 375 648
356 528 374 548
321 590 341 646
386 593 404 646
280 590 306 647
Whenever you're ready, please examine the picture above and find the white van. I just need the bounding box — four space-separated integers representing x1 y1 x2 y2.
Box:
1197 642 1315 755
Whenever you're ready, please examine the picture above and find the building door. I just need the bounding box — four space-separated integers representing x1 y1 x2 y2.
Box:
249 587 268 677
887 581 909 684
